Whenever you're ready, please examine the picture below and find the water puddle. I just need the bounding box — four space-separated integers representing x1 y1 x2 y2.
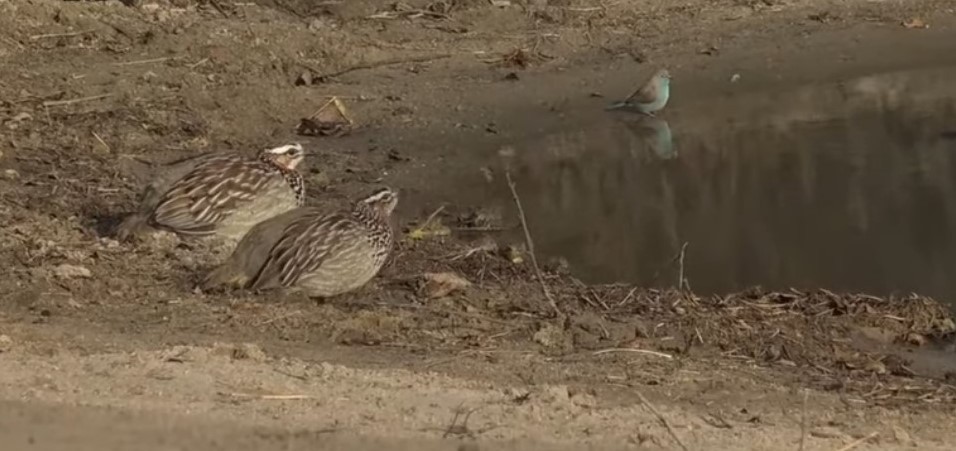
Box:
467 66 956 302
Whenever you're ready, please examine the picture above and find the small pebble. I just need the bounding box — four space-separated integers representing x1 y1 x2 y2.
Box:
0 334 12 353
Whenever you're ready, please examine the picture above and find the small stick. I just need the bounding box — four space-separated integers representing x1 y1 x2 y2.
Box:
259 394 311 400
593 348 673 360
314 53 451 81
113 56 180 67
42 94 112 107
834 432 878 451
452 226 510 232
208 0 229 17
676 241 689 291
187 57 210 69
256 310 302 326
799 389 808 451
560 7 603 12
30 30 93 40
617 286 638 306
636 392 690 451
92 132 110 152
504 169 562 318
415 205 446 231
226 393 311 400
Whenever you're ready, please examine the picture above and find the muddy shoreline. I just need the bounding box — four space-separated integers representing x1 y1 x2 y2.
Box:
3 1 956 450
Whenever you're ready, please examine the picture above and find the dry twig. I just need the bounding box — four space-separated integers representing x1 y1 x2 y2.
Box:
411 205 446 233
29 30 93 40
504 169 562 318
367 10 448 20
42 94 112 107
187 57 210 69
617 286 638 306
677 241 689 291
312 54 451 82
91 132 110 152
224 392 311 400
834 432 878 451
113 56 182 66
593 348 673 360
636 391 690 451
800 389 809 451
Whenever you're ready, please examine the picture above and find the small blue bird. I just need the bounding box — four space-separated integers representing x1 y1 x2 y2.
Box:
606 68 671 116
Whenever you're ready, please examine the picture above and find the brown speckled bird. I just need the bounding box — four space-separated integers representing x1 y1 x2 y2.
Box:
116 143 306 242
203 187 399 298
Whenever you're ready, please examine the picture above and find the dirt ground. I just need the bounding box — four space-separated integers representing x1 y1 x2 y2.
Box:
3 0 956 450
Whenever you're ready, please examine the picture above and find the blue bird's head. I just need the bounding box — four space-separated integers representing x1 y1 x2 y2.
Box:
653 69 671 87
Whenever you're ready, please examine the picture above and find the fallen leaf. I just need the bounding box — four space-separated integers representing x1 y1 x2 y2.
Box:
297 96 354 137
407 211 451 240
902 18 928 29
420 272 471 298
502 245 525 264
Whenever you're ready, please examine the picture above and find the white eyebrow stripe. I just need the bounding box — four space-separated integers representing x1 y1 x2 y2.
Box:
265 143 304 154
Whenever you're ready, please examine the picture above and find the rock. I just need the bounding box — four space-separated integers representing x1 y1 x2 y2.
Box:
533 321 570 351
53 264 92 279
863 359 888 375
295 71 313 86
539 385 571 403
235 343 266 362
213 342 267 362
892 425 914 445
906 333 927 347
2 169 18 180
0 334 12 353
543 256 570 275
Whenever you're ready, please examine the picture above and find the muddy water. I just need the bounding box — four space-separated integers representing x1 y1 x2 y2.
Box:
491 66 956 302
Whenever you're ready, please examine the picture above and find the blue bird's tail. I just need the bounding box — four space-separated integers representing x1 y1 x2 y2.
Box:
605 101 628 111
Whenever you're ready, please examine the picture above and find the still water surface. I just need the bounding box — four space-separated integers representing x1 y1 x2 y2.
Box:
494 66 956 301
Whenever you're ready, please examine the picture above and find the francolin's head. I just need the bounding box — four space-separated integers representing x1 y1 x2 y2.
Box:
260 143 305 170
360 187 399 217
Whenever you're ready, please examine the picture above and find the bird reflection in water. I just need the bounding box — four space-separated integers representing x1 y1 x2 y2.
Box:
627 116 676 160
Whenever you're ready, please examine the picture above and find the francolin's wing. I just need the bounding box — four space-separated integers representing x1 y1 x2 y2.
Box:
117 152 229 241
203 208 313 290
250 211 365 289
150 155 282 235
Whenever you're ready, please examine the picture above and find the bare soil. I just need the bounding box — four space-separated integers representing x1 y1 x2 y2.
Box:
3 1 956 450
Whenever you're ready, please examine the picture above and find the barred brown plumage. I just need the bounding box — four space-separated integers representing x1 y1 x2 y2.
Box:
203 187 399 298
116 143 306 242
